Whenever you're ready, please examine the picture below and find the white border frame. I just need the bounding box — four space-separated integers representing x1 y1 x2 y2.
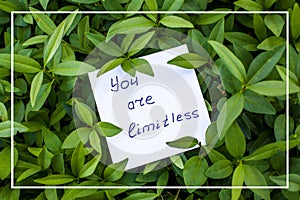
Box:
11 11 289 190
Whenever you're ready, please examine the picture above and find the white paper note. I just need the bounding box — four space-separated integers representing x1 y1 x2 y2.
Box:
88 45 211 170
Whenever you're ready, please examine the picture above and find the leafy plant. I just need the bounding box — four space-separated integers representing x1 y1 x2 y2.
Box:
0 0 300 200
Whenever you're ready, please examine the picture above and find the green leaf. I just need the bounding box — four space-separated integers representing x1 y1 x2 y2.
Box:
253 14 267 41
17 166 41 182
208 18 224 44
128 31 154 56
126 0 144 14
123 193 157 200
71 142 85 177
62 127 90 149
243 90 276 114
196 14 227 25
162 0 184 11
86 32 125 57
166 136 199 149
274 114 286 141
39 0 49 10
160 16 193 28
244 164 270 200
78 155 100 178
74 101 95 126
45 189 58 200
145 0 158 10
38 146 54 170
30 71 43 107
0 147 14 180
98 58 126 76
89 129 102 154
0 121 29 137
170 155 184 169
270 174 300 192
208 40 246 83
30 7 57 35
22 35 48 46
242 140 300 161
0 102 8 121
43 128 62 154
257 36 286 51
247 80 300 96
125 58 154 77
50 61 96 76
276 65 299 83
232 162 245 200
183 156 208 186
50 104 66 126
0 53 42 73
234 0 263 11
157 171 169 195
291 3 300 40
104 159 128 181
95 121 122 137
106 16 155 41
265 0 276 9
167 53 208 69
34 175 76 185
77 16 90 49
217 93 244 140
205 159 233 179
225 122 246 158
225 32 258 51
44 20 65 66
143 161 160 175
264 15 285 37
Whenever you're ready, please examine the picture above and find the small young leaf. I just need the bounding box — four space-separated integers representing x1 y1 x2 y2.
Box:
157 171 169 195
34 175 76 185
232 162 245 200
162 0 184 11
77 16 90 49
196 14 227 25
270 174 300 192
225 122 246 158
22 35 48 46
129 58 154 76
38 146 54 170
253 14 267 41
166 136 199 149
0 53 42 73
30 7 56 35
78 155 100 178
257 36 286 51
234 0 263 11
208 40 246 83
17 166 41 182
170 155 184 169
95 121 122 137
247 80 300 96
217 93 244 140
30 71 44 107
50 104 66 126
243 90 276 114
244 164 270 200
205 159 233 179
264 15 285 37
143 161 160 175
0 121 29 137
44 21 65 66
104 159 128 181
106 17 155 41
71 142 85 177
50 61 96 76
123 193 157 200
98 58 126 76
167 53 208 69
89 129 102 154
291 3 300 40
183 156 208 186
0 102 8 121
225 32 258 51
160 16 194 28
274 114 286 141
39 0 49 10
43 128 62 154
128 31 154 56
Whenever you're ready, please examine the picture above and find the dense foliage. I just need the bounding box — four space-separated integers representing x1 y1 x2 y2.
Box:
1 0 300 199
